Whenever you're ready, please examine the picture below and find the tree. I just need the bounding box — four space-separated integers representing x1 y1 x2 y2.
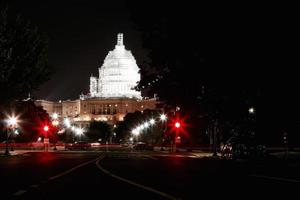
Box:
0 8 51 106
0 99 55 142
126 2 285 146
86 121 112 142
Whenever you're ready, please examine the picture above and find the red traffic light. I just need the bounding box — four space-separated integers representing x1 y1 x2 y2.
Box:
43 125 49 132
174 121 181 128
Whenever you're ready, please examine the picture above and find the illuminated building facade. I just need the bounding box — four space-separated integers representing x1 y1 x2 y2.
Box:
88 33 141 99
35 33 157 127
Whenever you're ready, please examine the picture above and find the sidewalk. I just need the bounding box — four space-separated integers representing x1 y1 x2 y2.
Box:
0 149 56 156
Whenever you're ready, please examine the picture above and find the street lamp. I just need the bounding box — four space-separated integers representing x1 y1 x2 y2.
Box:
5 115 19 155
75 127 84 141
149 119 155 125
160 114 167 122
248 107 255 114
51 119 59 150
51 113 59 120
52 120 59 126
64 118 71 128
160 114 167 151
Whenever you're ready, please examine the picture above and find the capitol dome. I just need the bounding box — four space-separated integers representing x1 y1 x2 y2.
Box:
89 33 142 99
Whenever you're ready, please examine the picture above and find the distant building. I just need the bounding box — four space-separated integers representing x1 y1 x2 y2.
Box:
86 33 141 99
35 33 157 127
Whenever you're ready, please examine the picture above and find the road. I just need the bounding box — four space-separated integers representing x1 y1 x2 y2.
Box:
0 151 299 199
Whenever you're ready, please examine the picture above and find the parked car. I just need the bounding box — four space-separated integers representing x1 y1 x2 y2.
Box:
133 142 153 151
65 141 91 150
221 137 268 159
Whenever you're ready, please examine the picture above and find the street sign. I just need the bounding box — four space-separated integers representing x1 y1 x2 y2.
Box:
175 136 181 143
44 138 49 144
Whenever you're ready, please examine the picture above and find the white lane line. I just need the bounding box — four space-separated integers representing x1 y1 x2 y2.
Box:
13 190 27 196
30 184 39 188
250 174 300 183
95 157 180 200
48 155 104 181
12 155 104 197
145 155 158 160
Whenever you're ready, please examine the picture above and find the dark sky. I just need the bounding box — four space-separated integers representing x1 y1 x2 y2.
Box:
2 1 296 103
3 0 148 101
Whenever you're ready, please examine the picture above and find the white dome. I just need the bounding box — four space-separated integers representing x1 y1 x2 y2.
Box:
89 33 141 99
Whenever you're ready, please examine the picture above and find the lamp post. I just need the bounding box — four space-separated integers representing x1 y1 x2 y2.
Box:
5 116 18 155
52 118 59 150
149 119 155 145
248 106 256 156
160 114 167 151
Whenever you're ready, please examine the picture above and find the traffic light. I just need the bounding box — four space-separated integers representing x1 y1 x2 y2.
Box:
168 115 187 136
43 125 49 132
174 121 181 129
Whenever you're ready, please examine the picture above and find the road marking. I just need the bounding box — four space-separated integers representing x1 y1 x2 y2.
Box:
144 155 158 160
11 154 104 196
250 174 300 183
13 190 27 196
48 155 104 181
95 156 180 200
30 184 39 188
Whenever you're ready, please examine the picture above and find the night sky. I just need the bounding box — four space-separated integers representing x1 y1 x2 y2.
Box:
2 1 295 103
3 0 148 101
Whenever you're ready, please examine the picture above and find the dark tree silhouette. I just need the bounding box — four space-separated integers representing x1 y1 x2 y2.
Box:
126 2 299 145
87 121 112 142
0 8 51 105
0 100 55 142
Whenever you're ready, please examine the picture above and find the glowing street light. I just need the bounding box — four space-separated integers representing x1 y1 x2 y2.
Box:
248 107 255 114
149 119 155 125
4 114 20 155
76 128 83 140
131 129 139 136
64 118 71 128
139 124 145 130
160 114 167 121
75 127 84 136
51 113 58 120
71 126 76 132
7 116 18 127
144 122 150 128
52 120 59 126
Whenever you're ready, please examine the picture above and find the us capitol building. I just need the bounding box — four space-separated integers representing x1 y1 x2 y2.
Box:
35 33 157 127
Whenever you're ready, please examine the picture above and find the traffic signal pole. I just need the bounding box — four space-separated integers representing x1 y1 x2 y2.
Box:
173 135 177 153
43 126 49 152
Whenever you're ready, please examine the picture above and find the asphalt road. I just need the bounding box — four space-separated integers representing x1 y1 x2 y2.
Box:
0 151 299 199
